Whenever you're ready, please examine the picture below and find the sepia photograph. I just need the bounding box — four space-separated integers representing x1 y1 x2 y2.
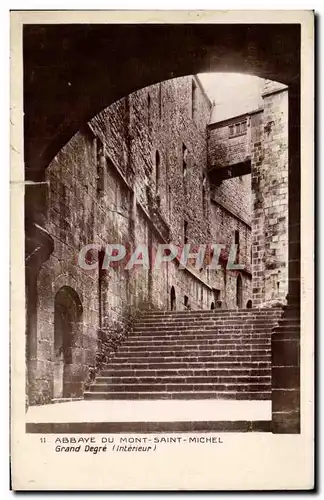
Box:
10 10 314 490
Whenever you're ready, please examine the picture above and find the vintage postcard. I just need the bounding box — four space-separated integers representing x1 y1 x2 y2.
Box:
10 10 314 490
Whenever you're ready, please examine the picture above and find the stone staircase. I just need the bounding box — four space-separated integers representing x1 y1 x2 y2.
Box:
84 308 282 401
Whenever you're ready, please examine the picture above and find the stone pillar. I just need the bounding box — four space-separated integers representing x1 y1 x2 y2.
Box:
251 110 265 305
271 82 300 433
25 167 54 405
251 82 289 306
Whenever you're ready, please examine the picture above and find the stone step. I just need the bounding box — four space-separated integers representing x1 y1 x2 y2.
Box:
102 360 271 371
117 345 270 355
135 311 284 321
94 375 271 385
135 318 280 326
139 309 282 318
88 382 270 392
133 320 278 328
109 357 270 366
138 309 281 316
111 356 271 365
84 391 271 400
127 333 272 342
120 340 270 352
273 325 301 333
112 348 271 358
125 337 270 345
136 319 280 326
131 330 276 337
100 367 270 377
108 354 271 364
133 320 278 330
132 329 274 337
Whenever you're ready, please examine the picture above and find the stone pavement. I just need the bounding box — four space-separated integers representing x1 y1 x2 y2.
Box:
26 399 272 433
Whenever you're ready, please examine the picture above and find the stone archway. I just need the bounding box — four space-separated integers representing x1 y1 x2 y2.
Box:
54 286 83 399
23 23 300 175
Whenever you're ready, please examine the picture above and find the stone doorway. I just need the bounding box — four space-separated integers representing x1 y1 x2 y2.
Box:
54 286 83 399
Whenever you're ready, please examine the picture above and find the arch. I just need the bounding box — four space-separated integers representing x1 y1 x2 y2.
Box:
23 23 299 174
54 286 83 399
236 274 243 309
170 286 176 311
210 302 215 310
246 299 252 309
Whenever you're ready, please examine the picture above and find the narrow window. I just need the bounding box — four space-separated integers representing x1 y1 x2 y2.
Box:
147 93 151 127
155 151 160 193
98 250 105 328
235 230 240 264
96 138 105 196
202 174 207 215
229 125 234 137
236 274 243 308
183 144 188 180
191 79 198 122
170 286 176 311
184 220 188 244
184 295 189 308
168 185 172 215
159 83 162 120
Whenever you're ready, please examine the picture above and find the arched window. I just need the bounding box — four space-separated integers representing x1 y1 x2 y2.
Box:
210 302 215 310
170 286 176 311
246 299 252 309
54 286 83 399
